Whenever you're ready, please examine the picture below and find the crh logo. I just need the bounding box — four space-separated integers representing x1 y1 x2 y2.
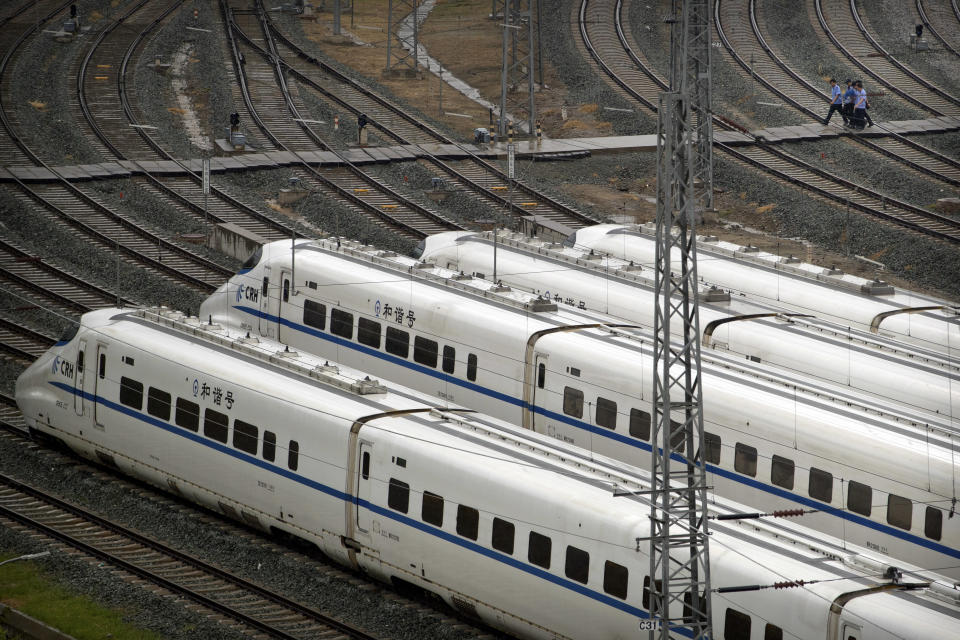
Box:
237 283 259 303
52 355 74 379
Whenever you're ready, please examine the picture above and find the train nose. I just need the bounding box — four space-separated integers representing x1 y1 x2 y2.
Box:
15 350 56 430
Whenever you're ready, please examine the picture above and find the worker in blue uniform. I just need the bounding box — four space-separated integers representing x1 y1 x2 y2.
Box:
859 82 874 128
842 79 856 127
824 78 846 125
852 81 868 130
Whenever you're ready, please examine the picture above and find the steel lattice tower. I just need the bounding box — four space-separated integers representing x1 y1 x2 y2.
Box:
497 0 536 136
647 0 714 639
386 0 420 75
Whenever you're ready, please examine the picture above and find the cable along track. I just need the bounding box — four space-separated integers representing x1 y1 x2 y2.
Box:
578 0 960 244
0 473 381 640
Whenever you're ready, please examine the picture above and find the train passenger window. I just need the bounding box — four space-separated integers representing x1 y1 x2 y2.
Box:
809 467 833 503
630 409 650 440
204 409 229 443
887 494 912 530
119 377 143 410
724 608 751 640
442 346 456 374
357 318 381 348
703 432 721 464
925 506 942 540
414 336 439 368
764 623 783 640
288 440 299 471
233 420 258 455
563 386 584 418
537 362 545 388
596 397 617 430
422 491 443 526
330 309 353 339
263 430 276 462
467 353 478 381
565 546 589 584
388 478 409 513
528 531 551 569
491 517 515 554
386 327 409 358
147 387 171 421
847 481 872 517
771 455 794 490
456 505 479 540
99 353 106 379
603 561 628 599
303 300 326 330
734 443 757 477
175 398 200 432
642 576 662 610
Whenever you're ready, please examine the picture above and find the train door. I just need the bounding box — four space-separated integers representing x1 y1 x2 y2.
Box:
277 269 291 342
94 344 107 428
73 339 86 416
840 623 861 640
530 352 549 434
356 442 373 534
258 267 271 337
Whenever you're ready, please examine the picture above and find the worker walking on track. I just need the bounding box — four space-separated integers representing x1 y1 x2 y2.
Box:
824 78 846 125
842 79 856 127
852 81 869 129
859 81 875 128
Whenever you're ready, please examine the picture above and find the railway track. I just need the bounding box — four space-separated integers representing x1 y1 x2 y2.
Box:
0 2 232 295
717 0 960 188
258 5 600 231
579 0 960 243
0 472 381 640
815 0 960 116
916 0 960 57
223 2 457 239
0 319 55 364
73 0 298 244
0 238 136 316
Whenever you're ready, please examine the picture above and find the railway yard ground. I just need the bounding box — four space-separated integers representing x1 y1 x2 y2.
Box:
1 0 960 638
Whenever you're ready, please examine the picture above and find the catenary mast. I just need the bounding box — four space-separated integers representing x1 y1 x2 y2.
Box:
647 0 714 638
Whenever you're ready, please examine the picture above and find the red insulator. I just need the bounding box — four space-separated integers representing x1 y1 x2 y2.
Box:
773 509 805 518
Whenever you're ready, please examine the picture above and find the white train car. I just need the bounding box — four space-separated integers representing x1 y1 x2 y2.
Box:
414 230 959 417
198 239 960 579
565 224 960 355
15 307 960 640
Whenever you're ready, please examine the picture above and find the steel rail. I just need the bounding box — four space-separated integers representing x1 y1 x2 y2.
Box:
713 0 960 187
584 0 960 244
917 0 960 57
262 18 600 228
0 473 380 640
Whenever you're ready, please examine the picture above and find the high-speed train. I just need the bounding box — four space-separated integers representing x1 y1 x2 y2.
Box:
413 230 959 417
565 224 960 355
15 307 960 640
199 238 960 578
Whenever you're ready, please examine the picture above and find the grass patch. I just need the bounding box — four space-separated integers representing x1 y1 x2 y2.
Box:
0 554 162 640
